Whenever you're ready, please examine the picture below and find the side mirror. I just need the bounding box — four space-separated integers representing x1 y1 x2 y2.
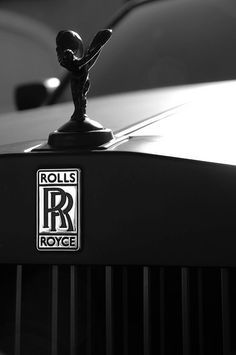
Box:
15 77 60 110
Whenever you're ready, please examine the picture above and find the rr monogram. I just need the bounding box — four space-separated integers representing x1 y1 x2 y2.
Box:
43 188 74 232
37 169 80 251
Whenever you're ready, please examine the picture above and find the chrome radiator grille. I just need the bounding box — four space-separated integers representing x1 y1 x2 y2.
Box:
0 265 234 355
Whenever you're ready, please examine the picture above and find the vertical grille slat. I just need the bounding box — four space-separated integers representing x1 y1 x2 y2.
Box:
143 266 150 355
51 265 58 355
221 268 230 355
106 266 113 355
181 267 190 355
14 264 22 355
122 266 129 355
70 265 76 355
86 266 92 355
159 267 165 355
198 268 204 355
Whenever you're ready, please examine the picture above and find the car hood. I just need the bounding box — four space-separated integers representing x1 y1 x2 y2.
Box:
1 80 236 167
0 80 227 145
0 80 236 265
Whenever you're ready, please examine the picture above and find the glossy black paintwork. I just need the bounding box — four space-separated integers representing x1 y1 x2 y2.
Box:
0 147 236 266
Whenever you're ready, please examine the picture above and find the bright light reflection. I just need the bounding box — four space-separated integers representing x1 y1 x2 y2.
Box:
45 77 60 89
131 81 236 166
24 143 42 153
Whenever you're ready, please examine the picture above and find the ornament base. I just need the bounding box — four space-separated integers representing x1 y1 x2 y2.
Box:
48 117 114 149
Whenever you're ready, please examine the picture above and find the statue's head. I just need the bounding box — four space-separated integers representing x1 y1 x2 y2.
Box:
56 30 84 58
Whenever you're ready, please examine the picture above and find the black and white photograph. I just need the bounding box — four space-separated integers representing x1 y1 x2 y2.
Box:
0 0 236 354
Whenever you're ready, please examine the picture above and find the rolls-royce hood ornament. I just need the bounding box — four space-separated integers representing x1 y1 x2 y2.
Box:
48 29 114 149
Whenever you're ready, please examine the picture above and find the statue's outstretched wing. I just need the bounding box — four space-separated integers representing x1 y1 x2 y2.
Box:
78 29 112 69
88 29 112 53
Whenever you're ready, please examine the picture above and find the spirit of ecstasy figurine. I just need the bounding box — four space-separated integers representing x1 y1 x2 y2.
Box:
48 29 114 148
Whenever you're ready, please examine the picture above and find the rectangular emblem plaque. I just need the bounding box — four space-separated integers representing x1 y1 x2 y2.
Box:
37 169 80 251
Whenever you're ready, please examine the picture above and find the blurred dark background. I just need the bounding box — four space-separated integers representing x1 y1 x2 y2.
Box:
1 0 236 112
0 0 125 42
0 0 126 112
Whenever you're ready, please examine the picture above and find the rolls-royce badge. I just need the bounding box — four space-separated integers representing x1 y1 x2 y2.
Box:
37 169 80 251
